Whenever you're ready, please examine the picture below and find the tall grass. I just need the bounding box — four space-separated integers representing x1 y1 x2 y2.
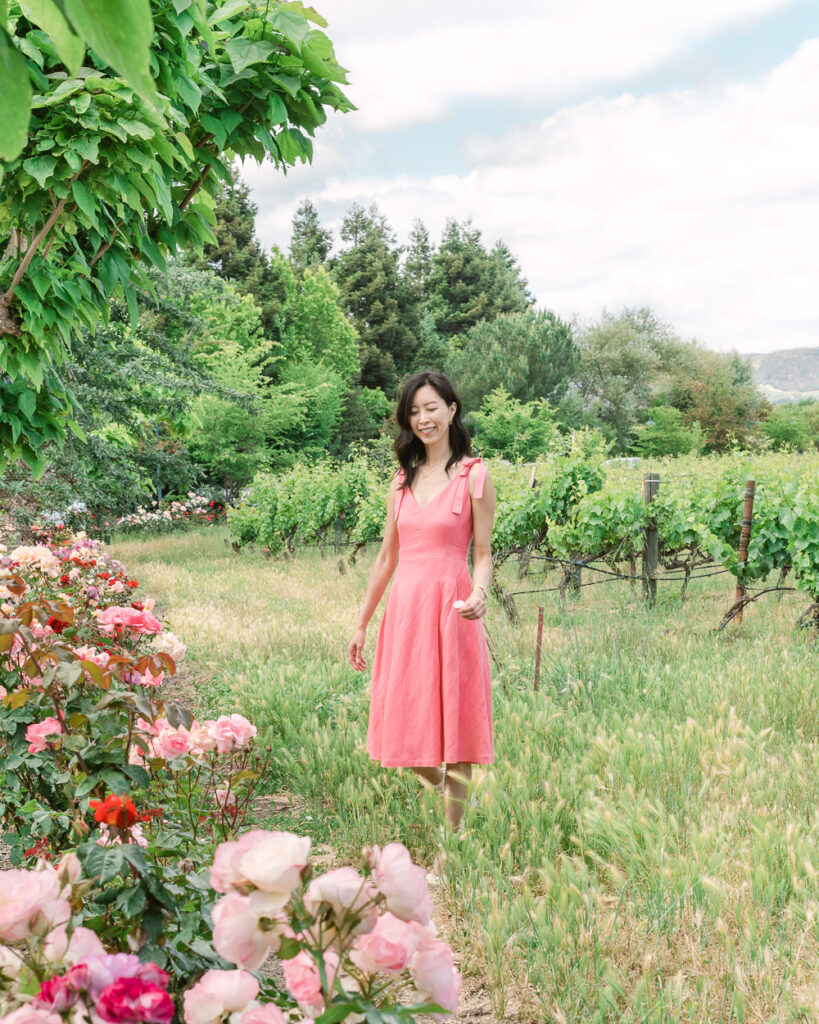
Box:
113 528 819 1022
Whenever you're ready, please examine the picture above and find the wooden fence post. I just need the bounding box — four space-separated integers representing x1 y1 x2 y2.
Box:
642 473 660 605
733 479 756 624
533 606 544 691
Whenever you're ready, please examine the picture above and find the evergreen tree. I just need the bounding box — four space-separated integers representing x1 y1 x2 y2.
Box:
428 220 531 339
334 203 418 391
404 217 434 300
447 309 577 413
290 198 333 275
196 168 281 336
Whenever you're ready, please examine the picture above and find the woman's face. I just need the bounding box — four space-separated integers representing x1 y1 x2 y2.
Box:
408 384 456 448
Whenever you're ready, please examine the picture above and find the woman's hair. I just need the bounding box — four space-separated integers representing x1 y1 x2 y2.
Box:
394 371 472 490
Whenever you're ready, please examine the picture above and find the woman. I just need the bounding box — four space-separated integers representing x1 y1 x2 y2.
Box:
348 371 496 829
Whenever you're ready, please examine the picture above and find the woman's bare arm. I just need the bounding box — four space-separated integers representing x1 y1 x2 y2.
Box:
348 477 401 669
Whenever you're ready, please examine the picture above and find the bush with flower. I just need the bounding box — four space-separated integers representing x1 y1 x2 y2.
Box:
1 531 461 1021
0 833 459 1023
111 494 227 537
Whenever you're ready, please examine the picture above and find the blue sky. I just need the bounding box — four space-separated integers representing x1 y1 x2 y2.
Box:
244 0 819 354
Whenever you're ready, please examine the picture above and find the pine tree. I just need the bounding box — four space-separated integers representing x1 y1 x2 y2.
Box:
196 168 281 336
334 203 418 391
428 220 531 339
404 217 434 300
290 198 333 275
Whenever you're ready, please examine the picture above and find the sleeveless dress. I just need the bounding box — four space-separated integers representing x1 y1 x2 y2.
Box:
366 457 495 767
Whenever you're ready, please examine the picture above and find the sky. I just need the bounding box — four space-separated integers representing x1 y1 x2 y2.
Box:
242 0 819 355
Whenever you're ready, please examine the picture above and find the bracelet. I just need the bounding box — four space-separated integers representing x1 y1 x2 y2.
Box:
475 584 487 598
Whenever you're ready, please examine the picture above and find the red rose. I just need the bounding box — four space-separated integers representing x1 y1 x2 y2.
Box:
98 572 110 580
60 574 71 585
47 616 67 634
127 580 139 588
95 977 174 1024
89 794 141 828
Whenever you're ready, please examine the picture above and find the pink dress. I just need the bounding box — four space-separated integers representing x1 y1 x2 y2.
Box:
367 457 495 767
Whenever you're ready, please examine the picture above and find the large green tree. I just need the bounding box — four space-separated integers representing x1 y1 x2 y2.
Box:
334 203 418 390
428 219 530 338
290 197 333 275
195 168 283 335
447 309 577 414
0 0 351 475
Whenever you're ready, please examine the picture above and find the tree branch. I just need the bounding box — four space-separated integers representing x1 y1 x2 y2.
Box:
178 162 212 213
1 164 88 304
90 219 125 268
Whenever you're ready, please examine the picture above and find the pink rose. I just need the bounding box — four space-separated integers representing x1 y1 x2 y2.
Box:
205 714 257 753
188 723 217 753
282 950 340 1014
96 606 162 635
108 580 126 593
304 867 378 935
349 912 425 975
183 970 259 1024
80 954 168 998
43 923 105 964
0 684 7 698
0 868 70 940
239 1006 287 1024
95 977 174 1024
34 967 88 1012
410 939 461 1016
373 843 433 925
211 892 285 970
215 788 237 809
55 851 82 886
210 831 310 903
26 716 64 754
151 726 192 760
1 1009 63 1024
136 667 163 687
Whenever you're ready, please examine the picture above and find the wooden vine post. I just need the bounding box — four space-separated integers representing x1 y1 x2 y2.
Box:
733 479 756 624
533 606 544 691
642 472 660 605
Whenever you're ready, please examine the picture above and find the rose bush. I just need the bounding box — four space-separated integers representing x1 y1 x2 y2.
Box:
1 531 461 1021
1 835 460 1022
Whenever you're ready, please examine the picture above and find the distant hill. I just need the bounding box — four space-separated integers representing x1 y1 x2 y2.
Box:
748 348 819 404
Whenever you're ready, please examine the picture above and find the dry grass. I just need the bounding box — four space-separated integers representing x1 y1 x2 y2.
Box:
113 528 819 1023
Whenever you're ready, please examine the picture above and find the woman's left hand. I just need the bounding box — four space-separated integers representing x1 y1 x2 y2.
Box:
457 586 487 620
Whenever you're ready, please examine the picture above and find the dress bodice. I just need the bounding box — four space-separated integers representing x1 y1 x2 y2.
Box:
394 457 485 568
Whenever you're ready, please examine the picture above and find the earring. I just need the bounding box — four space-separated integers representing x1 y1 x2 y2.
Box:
449 417 453 425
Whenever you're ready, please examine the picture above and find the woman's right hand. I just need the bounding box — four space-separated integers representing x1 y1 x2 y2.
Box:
348 627 367 671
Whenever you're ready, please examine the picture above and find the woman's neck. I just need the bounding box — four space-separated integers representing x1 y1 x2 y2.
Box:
423 438 453 467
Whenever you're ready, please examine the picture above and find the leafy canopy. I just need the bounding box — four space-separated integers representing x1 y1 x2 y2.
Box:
0 0 352 475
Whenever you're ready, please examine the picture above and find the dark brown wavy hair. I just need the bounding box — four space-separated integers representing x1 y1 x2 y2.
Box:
394 371 472 491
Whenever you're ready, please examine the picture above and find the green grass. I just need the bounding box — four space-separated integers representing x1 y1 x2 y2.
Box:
112 528 819 1023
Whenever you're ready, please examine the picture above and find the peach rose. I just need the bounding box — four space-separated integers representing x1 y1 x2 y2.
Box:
373 843 433 925
349 911 425 975
183 969 259 1024
211 831 310 903
0 868 70 941
304 867 378 936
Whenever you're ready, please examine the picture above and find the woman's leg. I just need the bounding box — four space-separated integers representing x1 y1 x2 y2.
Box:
411 765 445 790
444 762 473 829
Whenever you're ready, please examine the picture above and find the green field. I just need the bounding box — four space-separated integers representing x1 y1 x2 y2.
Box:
112 527 819 1023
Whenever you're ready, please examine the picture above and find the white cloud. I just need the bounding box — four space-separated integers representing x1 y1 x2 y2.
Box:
315 0 797 130
247 39 819 353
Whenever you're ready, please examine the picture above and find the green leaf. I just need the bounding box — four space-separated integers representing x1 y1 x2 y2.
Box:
20 0 84 74
315 1007 354 1024
72 134 99 163
268 92 287 125
224 37 275 74
17 389 37 420
0 30 33 160
208 0 249 24
270 9 311 48
61 0 157 105
72 179 99 228
118 884 147 917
